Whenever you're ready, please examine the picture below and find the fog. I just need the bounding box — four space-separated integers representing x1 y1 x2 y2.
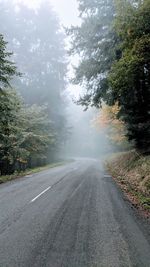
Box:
0 0 117 175
62 101 115 159
0 1 149 265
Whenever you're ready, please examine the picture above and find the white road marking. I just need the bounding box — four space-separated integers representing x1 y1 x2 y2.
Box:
30 186 51 203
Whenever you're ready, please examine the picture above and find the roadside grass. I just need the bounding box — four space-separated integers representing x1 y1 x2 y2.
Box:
105 150 150 213
0 161 68 184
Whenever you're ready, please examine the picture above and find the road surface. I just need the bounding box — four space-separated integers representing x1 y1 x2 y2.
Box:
0 159 150 267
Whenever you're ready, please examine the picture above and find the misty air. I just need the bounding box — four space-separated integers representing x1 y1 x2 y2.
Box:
0 0 150 266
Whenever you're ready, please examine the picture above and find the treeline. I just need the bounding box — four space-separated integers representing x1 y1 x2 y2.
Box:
0 1 68 175
68 0 150 154
0 87 53 175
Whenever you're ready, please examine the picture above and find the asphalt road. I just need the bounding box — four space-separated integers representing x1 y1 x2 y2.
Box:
0 158 150 267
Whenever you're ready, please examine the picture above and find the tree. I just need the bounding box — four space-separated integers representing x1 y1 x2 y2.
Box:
0 1 67 103
93 103 129 149
67 0 116 108
0 34 19 91
109 0 150 152
19 104 55 168
0 33 21 174
0 88 55 175
0 0 69 157
0 88 23 174
68 0 150 153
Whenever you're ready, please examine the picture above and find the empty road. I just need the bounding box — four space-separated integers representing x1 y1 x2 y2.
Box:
0 159 150 267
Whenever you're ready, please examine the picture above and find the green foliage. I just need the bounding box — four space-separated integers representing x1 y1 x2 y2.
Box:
20 104 55 163
0 31 58 175
0 1 70 174
0 1 69 156
0 88 55 175
109 0 150 152
0 34 19 90
0 89 22 174
69 0 150 153
67 0 116 107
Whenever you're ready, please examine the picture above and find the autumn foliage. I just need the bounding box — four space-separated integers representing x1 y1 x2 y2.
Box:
94 103 127 146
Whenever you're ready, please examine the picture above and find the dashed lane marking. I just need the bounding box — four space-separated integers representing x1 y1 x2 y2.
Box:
30 186 51 203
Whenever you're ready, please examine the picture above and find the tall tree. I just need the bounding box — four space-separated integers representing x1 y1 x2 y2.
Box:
67 0 116 108
109 0 150 152
0 0 69 156
0 1 67 104
0 88 55 175
0 34 19 91
69 0 150 153
0 88 22 175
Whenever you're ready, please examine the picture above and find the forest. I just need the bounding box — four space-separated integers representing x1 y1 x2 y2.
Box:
0 1 150 265
0 0 69 175
68 0 150 153
0 0 150 176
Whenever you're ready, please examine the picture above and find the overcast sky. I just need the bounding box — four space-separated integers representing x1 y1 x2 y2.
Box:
13 0 80 26
50 0 80 26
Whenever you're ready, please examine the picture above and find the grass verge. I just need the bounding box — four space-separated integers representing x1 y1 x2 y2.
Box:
0 161 67 184
105 150 150 217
